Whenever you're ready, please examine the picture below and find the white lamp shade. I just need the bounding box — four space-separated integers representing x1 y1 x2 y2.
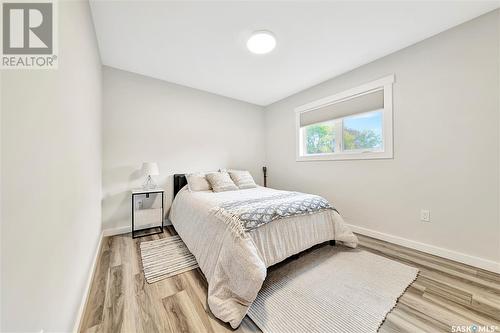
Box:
141 162 159 176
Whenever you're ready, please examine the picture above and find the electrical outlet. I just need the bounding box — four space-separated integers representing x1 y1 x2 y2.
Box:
137 200 143 209
420 209 430 222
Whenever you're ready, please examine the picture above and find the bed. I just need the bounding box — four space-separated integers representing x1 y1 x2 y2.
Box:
168 174 358 328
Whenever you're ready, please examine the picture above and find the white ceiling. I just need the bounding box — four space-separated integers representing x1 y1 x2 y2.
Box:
90 1 499 106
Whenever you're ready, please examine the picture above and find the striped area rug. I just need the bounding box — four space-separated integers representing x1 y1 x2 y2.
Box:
140 235 199 283
248 246 418 333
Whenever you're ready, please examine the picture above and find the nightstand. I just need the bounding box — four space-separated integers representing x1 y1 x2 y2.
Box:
131 188 164 238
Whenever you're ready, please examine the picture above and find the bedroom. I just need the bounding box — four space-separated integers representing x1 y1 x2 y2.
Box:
1 1 500 332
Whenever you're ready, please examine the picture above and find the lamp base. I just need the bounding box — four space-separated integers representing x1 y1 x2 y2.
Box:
142 175 157 190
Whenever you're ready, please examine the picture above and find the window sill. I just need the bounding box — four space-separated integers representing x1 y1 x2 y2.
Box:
296 150 393 161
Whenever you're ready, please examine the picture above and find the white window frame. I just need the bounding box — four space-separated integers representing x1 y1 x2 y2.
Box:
295 74 394 161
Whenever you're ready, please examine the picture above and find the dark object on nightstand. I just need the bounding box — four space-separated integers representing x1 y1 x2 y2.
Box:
131 188 164 238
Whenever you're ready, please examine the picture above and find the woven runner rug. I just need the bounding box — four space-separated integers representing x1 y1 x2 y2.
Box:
140 235 198 283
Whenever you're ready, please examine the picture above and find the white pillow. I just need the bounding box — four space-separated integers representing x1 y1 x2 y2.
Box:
229 170 257 189
186 172 212 192
205 171 238 192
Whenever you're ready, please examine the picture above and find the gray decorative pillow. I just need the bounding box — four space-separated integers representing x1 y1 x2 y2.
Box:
229 170 257 189
186 172 212 191
206 172 238 192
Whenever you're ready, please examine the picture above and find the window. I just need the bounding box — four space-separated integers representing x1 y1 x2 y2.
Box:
296 75 394 161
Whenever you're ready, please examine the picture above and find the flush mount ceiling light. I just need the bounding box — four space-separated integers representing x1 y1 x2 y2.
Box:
246 31 276 54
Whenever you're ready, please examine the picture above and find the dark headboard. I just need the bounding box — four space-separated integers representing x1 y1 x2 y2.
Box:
173 174 187 198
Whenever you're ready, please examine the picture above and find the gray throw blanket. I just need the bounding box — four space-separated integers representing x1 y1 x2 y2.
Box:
213 192 336 233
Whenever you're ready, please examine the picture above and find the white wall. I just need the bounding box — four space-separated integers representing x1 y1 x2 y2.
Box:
264 10 500 270
102 67 265 232
0 1 102 331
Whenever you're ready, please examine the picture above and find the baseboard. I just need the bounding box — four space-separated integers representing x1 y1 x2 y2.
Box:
347 224 500 274
102 218 172 237
72 231 104 333
102 225 131 237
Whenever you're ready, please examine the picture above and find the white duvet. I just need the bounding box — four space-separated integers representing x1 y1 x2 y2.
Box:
169 186 358 328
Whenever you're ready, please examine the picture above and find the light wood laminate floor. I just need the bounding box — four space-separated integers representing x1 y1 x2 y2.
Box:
79 227 500 332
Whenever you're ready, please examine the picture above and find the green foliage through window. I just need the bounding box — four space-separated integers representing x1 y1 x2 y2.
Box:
343 128 382 150
343 111 382 150
305 124 335 154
